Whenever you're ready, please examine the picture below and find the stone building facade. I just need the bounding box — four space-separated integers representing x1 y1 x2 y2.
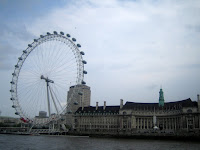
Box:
67 84 91 113
74 101 120 133
66 84 91 127
120 98 199 133
74 90 200 135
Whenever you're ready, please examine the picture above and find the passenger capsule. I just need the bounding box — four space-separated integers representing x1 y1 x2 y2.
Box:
28 44 32 47
77 44 81 47
60 31 64 35
67 110 72 114
47 32 51 35
66 34 71 37
15 112 19 115
23 50 27 54
80 51 85 55
54 31 57 34
10 81 15 84
72 38 76 42
78 92 83 95
82 81 86 85
18 57 22 60
83 70 87 74
82 60 87 64
74 102 78 105
40 35 44 38
34 39 38 42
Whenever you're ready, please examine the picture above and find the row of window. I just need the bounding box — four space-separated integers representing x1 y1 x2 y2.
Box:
128 110 181 115
78 125 118 129
76 113 118 115
80 121 117 124
129 105 183 111
77 117 118 124
75 116 198 130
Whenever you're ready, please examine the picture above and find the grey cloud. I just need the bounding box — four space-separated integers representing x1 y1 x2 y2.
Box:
186 25 200 32
0 22 35 70
0 44 16 70
146 84 158 90
178 63 200 70
108 63 132 71
0 23 34 41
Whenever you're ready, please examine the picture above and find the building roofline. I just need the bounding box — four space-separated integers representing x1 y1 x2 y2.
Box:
125 98 192 105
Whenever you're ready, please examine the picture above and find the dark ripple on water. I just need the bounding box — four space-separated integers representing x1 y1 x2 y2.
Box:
0 134 200 150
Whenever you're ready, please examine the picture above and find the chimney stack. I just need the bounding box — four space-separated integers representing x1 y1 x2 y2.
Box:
120 99 123 109
198 94 200 112
104 101 106 110
96 102 98 110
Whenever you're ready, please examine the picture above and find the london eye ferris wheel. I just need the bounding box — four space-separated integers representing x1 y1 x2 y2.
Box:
10 31 87 125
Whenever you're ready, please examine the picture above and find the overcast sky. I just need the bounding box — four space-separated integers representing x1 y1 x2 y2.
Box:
0 0 200 117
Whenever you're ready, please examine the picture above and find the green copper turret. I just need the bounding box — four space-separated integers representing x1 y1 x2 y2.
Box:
159 88 164 107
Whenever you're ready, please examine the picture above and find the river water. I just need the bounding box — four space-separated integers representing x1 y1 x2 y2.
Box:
0 134 199 150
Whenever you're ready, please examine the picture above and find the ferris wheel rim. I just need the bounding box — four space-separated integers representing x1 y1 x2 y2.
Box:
10 31 87 125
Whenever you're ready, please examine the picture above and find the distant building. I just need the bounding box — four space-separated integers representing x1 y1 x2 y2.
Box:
74 89 200 135
0 116 20 127
39 111 47 118
67 84 91 113
66 84 91 127
35 111 47 118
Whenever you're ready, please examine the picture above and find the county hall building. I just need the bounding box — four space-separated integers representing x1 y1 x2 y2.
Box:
73 89 200 135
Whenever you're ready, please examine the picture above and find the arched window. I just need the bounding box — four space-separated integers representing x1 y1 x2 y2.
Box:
123 111 127 115
187 109 192 113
